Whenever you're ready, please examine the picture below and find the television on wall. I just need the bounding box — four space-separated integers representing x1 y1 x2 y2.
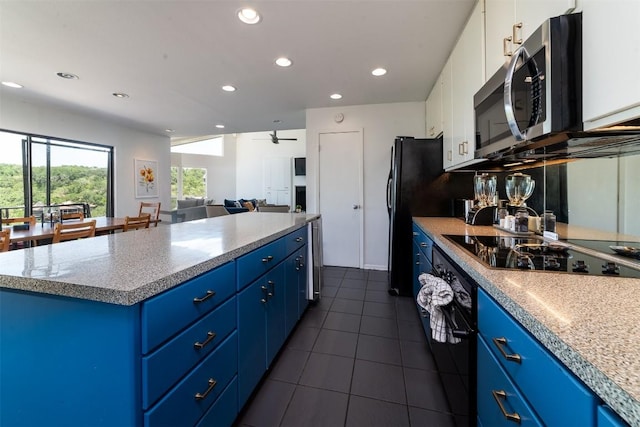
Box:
294 157 306 176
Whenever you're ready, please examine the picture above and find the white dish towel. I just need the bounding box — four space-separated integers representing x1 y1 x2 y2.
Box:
416 273 460 344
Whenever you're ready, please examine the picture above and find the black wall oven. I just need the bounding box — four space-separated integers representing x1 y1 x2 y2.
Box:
430 245 477 427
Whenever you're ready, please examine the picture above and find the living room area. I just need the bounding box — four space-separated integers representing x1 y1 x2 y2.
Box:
164 129 306 223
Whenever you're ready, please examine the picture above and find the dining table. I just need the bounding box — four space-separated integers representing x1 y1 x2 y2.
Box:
5 217 128 245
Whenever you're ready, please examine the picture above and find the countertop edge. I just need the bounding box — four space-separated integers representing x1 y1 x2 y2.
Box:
415 218 640 426
0 215 319 306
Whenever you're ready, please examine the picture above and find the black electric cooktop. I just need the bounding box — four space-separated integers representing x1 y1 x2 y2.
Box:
444 235 640 279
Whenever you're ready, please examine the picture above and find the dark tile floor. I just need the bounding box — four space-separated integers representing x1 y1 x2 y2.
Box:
235 266 456 427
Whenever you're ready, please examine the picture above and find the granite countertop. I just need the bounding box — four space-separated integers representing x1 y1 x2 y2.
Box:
0 213 319 306
414 217 640 426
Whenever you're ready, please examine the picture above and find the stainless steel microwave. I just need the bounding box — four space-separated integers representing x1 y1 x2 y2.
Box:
474 13 583 160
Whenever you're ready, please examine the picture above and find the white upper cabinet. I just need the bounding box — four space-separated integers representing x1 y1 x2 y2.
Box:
582 0 640 129
485 0 576 78
426 73 443 139
441 59 454 170
442 0 485 171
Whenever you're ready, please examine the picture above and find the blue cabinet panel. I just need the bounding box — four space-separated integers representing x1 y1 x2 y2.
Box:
142 261 236 354
196 377 239 427
412 223 433 264
237 278 268 407
284 251 300 336
0 289 140 427
266 263 286 367
237 239 286 291
477 335 543 427
297 247 308 318
598 405 629 427
478 289 598 427
144 332 238 427
142 296 237 409
285 226 307 256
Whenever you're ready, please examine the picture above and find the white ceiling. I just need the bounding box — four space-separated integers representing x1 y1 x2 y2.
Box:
0 0 475 139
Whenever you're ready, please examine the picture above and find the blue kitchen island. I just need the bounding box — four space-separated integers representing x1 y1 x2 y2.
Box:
0 213 319 427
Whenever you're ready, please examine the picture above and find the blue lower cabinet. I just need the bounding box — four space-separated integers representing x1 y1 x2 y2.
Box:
144 332 238 427
196 377 238 427
0 289 140 427
265 263 286 366
598 405 629 427
297 247 308 317
477 335 543 427
284 251 300 336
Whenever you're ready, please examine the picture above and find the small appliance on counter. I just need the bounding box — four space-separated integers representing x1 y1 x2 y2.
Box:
465 173 498 225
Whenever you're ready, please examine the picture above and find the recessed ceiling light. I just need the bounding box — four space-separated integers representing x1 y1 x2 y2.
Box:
57 72 79 80
215 124 225 129
165 129 175 133
372 68 387 76
330 93 342 100
238 8 261 24
112 92 129 98
275 57 292 67
2 81 23 88
222 85 236 92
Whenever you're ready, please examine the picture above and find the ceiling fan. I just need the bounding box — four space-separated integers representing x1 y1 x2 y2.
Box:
259 130 298 144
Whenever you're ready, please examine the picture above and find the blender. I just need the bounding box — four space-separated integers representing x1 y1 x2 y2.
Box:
466 173 498 225
505 172 539 229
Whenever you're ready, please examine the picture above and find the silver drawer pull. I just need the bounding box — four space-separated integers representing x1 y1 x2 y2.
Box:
295 237 303 242
193 290 215 304
194 331 217 350
493 337 521 363
420 242 428 247
261 255 274 263
492 390 521 423
194 378 217 401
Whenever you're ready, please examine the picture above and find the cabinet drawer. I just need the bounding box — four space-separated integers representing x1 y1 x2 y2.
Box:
412 223 433 262
237 238 286 291
477 336 543 427
142 297 237 409
144 332 238 427
142 262 235 354
478 290 598 427
196 376 238 427
285 226 307 256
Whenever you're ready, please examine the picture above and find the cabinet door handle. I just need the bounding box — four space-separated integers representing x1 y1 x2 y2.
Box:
295 237 303 242
268 280 275 297
492 337 522 363
420 242 428 247
194 378 217 401
262 255 274 263
413 232 418 236
193 290 215 304
491 390 521 423
512 22 523 45
447 150 452 161
458 142 464 155
462 141 469 154
194 331 217 350
503 36 513 57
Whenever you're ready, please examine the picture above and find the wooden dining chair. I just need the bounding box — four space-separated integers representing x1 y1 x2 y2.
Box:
52 220 96 243
1 216 37 248
0 229 10 252
61 211 84 221
1 215 37 228
123 214 151 232
139 202 161 227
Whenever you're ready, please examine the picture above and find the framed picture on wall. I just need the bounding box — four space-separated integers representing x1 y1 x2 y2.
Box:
134 159 158 198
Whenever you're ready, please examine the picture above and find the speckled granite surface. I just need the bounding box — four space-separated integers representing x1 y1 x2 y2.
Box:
0 213 319 306
414 217 640 426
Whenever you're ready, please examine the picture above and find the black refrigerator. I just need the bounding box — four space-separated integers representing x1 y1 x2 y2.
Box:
387 136 452 296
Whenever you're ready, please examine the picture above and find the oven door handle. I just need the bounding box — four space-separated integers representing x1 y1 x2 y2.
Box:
441 304 475 339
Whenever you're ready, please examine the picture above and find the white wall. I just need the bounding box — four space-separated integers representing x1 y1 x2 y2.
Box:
235 129 306 205
306 102 426 270
171 134 237 204
0 93 171 217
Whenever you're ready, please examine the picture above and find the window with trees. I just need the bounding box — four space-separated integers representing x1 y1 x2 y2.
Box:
0 129 113 219
170 166 207 208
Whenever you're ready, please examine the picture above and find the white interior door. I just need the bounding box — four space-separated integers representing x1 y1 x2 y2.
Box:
319 131 363 268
